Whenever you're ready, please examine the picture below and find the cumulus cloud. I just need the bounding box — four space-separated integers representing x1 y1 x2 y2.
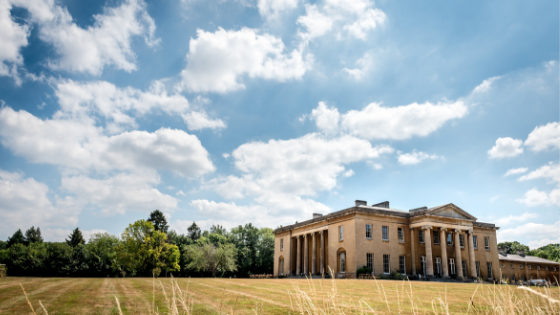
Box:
397 150 441 165
516 188 560 207
517 162 560 184
472 76 501 93
343 52 373 80
0 169 79 233
487 137 523 159
257 0 298 19
1 0 158 77
504 167 528 177
177 27 311 93
498 221 560 249
309 102 340 134
493 212 538 227
342 7 385 40
0 107 215 177
297 4 333 40
0 0 29 84
524 122 560 152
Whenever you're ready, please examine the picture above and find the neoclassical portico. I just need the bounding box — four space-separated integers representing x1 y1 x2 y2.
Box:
291 227 329 276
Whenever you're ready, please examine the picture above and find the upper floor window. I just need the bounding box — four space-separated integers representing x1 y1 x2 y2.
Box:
510 264 513 268
528 265 532 270
545 266 549 271
339 226 344 241
366 224 372 239
484 237 490 250
447 233 453 246
280 239 283 250
398 228 404 242
537 266 540 271
501 263 504 268
459 234 465 248
473 235 478 249
520 264 523 269
433 230 440 245
554 267 557 271
382 226 389 241
419 230 425 243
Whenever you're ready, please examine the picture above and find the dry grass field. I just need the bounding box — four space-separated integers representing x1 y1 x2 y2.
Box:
0 276 558 314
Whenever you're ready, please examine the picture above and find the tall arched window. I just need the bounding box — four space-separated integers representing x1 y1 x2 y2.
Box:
279 256 284 275
337 248 346 273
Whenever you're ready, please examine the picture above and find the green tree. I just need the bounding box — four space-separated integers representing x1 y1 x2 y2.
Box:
185 243 237 277
88 232 120 276
66 228 86 247
7 229 26 248
0 240 7 250
148 210 169 233
188 222 201 242
529 244 560 262
256 228 275 274
210 224 227 235
498 241 530 254
25 226 44 244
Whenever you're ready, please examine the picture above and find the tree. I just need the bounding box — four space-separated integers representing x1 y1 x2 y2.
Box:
530 244 560 262
88 232 120 276
25 226 44 244
498 241 530 254
256 228 274 274
66 228 86 247
7 229 26 248
185 243 237 277
148 210 169 233
187 222 201 242
210 224 227 235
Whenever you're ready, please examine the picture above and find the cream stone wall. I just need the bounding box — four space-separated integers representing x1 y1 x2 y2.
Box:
499 260 560 283
327 214 356 273
273 230 291 276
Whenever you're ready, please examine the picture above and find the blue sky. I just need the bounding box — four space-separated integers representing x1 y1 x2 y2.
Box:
0 0 558 248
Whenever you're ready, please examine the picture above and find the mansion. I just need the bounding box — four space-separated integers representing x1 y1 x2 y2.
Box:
273 200 560 282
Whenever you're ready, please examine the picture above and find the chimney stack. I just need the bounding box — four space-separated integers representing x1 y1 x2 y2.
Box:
372 201 390 208
355 200 367 206
313 213 323 219
516 250 525 257
498 247 507 256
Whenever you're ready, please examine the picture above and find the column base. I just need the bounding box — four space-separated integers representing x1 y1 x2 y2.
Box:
442 275 450 279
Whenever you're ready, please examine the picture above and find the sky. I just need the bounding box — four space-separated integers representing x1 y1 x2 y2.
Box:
0 0 558 249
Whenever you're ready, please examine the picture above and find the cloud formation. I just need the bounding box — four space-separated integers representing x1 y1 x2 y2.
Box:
524 122 560 152
487 137 523 159
398 150 441 165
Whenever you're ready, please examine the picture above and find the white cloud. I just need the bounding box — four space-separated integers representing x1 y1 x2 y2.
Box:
473 76 501 93
0 0 29 84
0 169 79 233
397 150 441 165
518 162 560 184
297 4 333 40
342 8 385 40
61 171 177 215
516 188 560 207
0 107 215 177
55 79 224 133
504 167 528 177
498 221 560 249
524 122 560 152
177 27 310 93
367 161 383 170
487 137 523 159
176 190 186 196
257 0 298 19
493 212 538 227
343 169 354 177
309 101 340 134
343 52 373 80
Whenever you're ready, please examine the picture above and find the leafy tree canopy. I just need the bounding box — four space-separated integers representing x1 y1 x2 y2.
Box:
497 241 530 254
187 222 201 242
25 226 44 244
7 229 26 248
185 243 237 277
66 227 86 247
148 210 169 234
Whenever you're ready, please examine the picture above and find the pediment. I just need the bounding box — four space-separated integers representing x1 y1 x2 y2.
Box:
428 204 477 221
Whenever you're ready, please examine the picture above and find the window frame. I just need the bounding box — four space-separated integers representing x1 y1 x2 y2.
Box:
383 254 390 274
399 255 406 274
449 258 456 275
487 262 493 279
475 261 480 278
421 255 426 276
398 227 404 243
433 230 440 245
510 264 513 269
473 235 478 250
280 258 284 275
419 230 425 243
339 226 344 241
435 257 442 275
447 233 453 246
340 252 346 273
528 265 532 270
365 224 372 239
520 264 523 270
280 239 283 251
545 266 549 271
366 253 373 271
459 234 465 248
382 226 389 241
484 236 490 251
462 260 467 278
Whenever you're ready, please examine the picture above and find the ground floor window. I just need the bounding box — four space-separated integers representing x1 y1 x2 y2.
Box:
421 255 426 277
340 253 346 273
449 258 456 275
462 260 467 278
475 261 480 278
435 257 442 275
367 253 373 271
280 258 284 275
399 256 406 274
487 262 493 279
383 254 390 274
521 275 525 281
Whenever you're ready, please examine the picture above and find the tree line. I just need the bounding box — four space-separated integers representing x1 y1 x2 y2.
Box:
0 210 275 277
497 241 559 262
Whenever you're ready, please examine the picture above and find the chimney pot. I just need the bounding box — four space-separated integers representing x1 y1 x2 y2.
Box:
372 201 390 208
313 213 323 219
498 247 507 256
355 200 367 207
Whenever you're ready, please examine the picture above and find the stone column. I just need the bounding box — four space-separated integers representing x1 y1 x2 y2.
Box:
304 234 309 275
410 228 416 276
440 228 449 278
454 230 463 280
296 236 301 275
423 226 434 277
467 230 476 279
312 233 317 275
320 231 325 275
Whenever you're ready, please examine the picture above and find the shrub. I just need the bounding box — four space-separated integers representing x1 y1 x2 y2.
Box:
357 266 372 275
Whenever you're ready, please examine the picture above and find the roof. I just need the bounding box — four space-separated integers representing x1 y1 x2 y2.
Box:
499 254 560 265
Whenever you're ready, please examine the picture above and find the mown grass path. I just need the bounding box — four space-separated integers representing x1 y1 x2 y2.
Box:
0 277 557 314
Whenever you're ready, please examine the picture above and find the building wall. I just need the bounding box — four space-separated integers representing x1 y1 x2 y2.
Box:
273 230 291 276
499 260 560 283
472 227 500 280
327 214 356 273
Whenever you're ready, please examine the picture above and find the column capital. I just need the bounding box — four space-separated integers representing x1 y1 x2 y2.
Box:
409 227 415 230
421 225 433 230
319 230 323 235
466 229 475 235
454 229 463 233
440 227 448 232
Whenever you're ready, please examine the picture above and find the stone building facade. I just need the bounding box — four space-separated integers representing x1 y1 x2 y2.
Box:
273 200 502 280
498 249 560 284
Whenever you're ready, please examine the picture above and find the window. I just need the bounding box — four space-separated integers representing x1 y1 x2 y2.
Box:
433 230 440 245
511 275 515 282
487 262 493 279
340 253 346 272
280 259 284 275
537 266 540 271
545 266 549 271
447 233 453 246
459 234 465 248
520 264 523 270
399 256 406 274
473 235 478 249
510 264 513 269
501 263 504 268
449 258 456 275
435 257 442 275
280 239 284 251
366 224 372 239
383 254 390 274
421 256 426 276
521 275 525 281
476 261 480 278
419 230 425 243
367 253 373 271
528 265 532 270
554 267 557 271
398 228 404 242
382 226 389 241
339 226 344 241
462 260 467 278
530 275 533 280
484 237 490 250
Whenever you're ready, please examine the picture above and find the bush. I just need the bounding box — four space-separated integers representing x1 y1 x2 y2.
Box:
357 266 372 275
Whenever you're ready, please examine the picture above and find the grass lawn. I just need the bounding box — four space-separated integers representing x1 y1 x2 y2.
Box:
0 277 558 314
